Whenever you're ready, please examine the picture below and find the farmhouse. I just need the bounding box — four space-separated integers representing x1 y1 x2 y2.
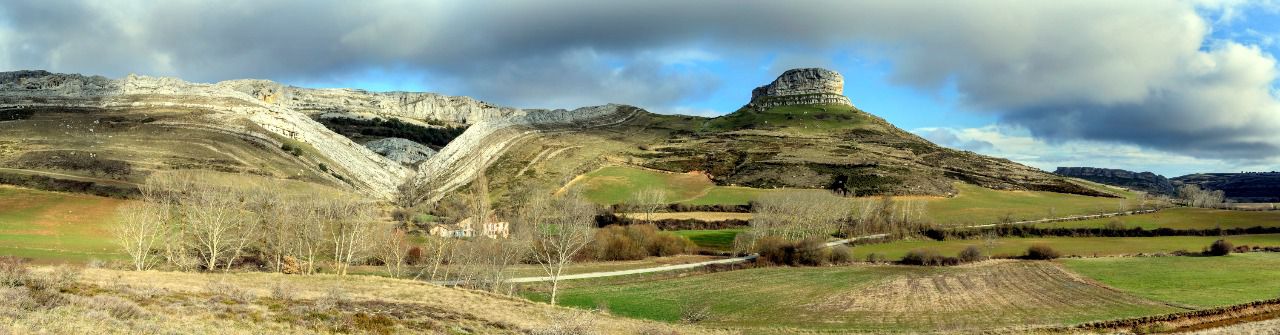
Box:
429 212 510 239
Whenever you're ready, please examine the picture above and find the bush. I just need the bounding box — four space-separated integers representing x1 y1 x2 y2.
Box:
1024 244 1061 260
405 246 424 265
88 295 149 320
589 224 694 261
958 246 985 263
829 245 853 264
0 256 28 287
1205 239 1233 256
865 253 887 264
679 301 713 324
281 142 303 156
755 237 830 266
900 249 960 266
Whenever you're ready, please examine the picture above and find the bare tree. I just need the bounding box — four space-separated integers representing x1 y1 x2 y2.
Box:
322 198 380 276
413 235 455 281
290 199 328 275
527 190 596 305
112 201 170 271
749 190 849 241
377 228 412 278
629 188 667 223
1179 184 1225 208
181 183 256 272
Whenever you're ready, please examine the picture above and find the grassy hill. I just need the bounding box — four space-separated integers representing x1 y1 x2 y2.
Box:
0 106 351 197
481 103 1114 209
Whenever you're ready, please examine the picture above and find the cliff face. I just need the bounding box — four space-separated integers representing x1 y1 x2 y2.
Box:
746 68 852 110
0 70 640 201
1055 167 1175 195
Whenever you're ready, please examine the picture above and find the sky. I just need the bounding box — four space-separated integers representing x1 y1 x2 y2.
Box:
2 0 1280 177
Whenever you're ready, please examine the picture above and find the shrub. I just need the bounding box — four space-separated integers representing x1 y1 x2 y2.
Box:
755 237 830 266
900 249 960 266
865 253 887 264
679 301 713 324
1205 239 1233 256
589 224 694 261
405 246 424 265
829 245 854 264
1025 244 1061 260
88 295 149 319
206 281 253 303
958 246 985 263
0 256 28 287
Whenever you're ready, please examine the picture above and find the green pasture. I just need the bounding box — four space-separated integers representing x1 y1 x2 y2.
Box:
849 234 1280 260
1046 207 1280 229
1064 252 1280 308
0 186 126 263
671 229 744 250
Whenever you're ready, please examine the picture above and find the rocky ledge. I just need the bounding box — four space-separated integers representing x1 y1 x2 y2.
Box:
747 68 852 110
363 138 437 166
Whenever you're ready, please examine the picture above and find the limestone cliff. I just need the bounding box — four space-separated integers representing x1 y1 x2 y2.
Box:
1055 167 1174 195
0 70 640 201
746 68 853 110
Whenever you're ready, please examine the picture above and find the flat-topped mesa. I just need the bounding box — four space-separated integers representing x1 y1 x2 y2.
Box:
747 68 853 111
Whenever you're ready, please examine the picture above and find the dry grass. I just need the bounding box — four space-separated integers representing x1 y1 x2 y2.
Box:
1186 317 1280 334
0 266 725 334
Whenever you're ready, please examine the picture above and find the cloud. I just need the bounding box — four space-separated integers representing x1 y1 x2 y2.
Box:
914 125 1280 177
3 0 1280 160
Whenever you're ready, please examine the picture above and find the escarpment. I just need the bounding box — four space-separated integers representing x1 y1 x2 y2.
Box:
0 71 641 201
746 68 853 111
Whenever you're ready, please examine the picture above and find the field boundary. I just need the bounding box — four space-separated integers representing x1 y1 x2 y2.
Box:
968 209 1160 228
1072 297 1280 333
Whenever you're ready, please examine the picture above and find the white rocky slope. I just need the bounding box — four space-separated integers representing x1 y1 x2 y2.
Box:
0 70 638 201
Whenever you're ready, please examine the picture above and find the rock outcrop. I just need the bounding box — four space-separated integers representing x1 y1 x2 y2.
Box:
363 138 437 166
0 70 642 201
746 68 853 110
1055 167 1175 195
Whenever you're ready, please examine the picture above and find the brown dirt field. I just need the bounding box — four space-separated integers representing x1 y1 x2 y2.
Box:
806 260 1181 330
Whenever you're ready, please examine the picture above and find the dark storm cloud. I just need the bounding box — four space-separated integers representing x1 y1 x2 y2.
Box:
2 0 1278 159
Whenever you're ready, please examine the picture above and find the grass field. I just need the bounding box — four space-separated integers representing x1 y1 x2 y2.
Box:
1046 207 1280 229
671 229 745 250
849 234 1280 260
922 183 1141 226
529 261 1178 332
0 185 125 262
573 166 1141 227
703 103 868 134
1063 253 1280 308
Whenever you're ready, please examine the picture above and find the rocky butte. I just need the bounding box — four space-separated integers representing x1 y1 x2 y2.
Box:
746 68 853 111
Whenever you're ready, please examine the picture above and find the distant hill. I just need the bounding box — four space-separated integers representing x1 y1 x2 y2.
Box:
1173 172 1280 202
483 68 1114 202
1055 167 1174 195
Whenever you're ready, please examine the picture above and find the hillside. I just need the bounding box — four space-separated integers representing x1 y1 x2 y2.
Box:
2 265 718 334
1173 172 1280 202
1055 167 1175 195
0 70 639 203
1 68 1110 207
484 68 1110 203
